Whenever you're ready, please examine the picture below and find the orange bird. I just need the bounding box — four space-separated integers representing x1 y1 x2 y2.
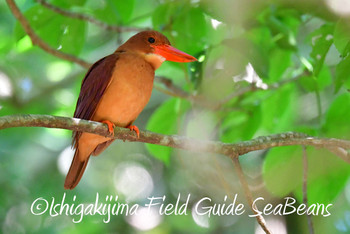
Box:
64 31 197 189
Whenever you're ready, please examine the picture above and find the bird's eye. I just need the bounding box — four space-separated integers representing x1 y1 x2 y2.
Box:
148 37 155 43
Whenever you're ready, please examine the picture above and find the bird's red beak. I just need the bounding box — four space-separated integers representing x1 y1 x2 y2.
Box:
152 44 197 62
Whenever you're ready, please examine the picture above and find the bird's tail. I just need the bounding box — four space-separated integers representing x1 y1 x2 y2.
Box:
64 149 90 190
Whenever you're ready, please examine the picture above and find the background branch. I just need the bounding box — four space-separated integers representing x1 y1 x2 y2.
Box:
1 114 349 160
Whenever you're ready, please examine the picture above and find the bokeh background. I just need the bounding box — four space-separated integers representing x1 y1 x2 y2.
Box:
1 0 350 233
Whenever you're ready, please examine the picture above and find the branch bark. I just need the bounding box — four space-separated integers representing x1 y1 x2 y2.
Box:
1 114 350 160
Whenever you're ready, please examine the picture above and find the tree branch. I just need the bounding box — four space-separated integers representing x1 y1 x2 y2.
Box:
6 0 91 69
35 0 148 33
1 114 350 160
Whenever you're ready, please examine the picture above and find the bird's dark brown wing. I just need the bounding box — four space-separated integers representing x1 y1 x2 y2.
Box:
72 53 119 148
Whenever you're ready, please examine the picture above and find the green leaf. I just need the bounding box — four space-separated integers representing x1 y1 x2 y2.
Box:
263 146 350 204
14 5 55 41
14 6 86 55
92 0 135 24
323 93 350 138
263 146 303 197
298 75 318 92
335 55 350 93
51 0 87 8
220 104 262 142
317 65 332 89
261 85 296 132
58 20 86 55
146 98 191 165
172 6 209 55
299 65 331 92
294 151 350 204
268 49 292 82
221 111 247 143
152 3 178 30
111 0 135 23
153 3 209 55
266 15 298 50
334 19 350 57
309 24 334 77
189 50 206 89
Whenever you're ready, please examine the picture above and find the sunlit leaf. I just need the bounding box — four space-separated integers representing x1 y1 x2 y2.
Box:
308 24 334 77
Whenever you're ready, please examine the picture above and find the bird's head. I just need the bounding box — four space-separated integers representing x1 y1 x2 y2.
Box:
117 30 197 69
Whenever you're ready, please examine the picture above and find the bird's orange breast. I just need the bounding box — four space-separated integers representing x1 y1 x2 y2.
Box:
92 52 155 127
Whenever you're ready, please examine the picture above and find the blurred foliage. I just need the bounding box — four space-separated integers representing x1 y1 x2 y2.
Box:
1 0 350 233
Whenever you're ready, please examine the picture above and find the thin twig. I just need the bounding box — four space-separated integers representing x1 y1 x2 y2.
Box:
6 0 91 69
1 114 350 160
35 0 148 33
302 146 314 234
232 157 271 234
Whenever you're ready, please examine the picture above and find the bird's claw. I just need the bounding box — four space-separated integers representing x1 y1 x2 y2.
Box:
101 120 115 136
127 125 140 138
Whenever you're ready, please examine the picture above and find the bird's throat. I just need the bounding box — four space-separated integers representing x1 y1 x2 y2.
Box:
144 53 166 70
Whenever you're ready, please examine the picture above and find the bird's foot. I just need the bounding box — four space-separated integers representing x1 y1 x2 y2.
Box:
101 120 115 136
127 125 140 138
